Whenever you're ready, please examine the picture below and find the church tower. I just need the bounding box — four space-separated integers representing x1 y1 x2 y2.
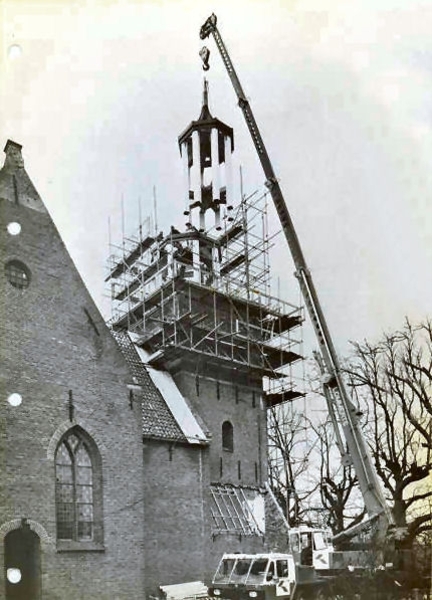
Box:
107 83 304 587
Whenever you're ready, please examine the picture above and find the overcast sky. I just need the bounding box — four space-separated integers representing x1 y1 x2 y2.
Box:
2 0 432 359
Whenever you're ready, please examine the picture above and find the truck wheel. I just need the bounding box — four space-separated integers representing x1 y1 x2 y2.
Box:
315 588 328 600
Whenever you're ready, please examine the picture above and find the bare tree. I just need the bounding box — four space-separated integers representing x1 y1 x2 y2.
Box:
267 405 318 527
303 356 367 535
313 419 366 535
267 358 367 536
347 318 432 546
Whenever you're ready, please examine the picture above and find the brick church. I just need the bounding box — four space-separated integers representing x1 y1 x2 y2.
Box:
0 84 302 599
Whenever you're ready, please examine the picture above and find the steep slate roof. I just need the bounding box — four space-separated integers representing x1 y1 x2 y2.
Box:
112 330 187 442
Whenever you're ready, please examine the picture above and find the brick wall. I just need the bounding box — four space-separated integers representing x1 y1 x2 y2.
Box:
0 196 145 599
142 440 209 595
140 368 269 593
141 449 268 590
170 371 269 582
172 372 267 487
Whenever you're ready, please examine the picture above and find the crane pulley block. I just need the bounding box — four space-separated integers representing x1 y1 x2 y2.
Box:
200 13 217 39
199 46 210 71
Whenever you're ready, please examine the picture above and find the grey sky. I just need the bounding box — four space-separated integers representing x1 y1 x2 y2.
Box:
2 0 432 357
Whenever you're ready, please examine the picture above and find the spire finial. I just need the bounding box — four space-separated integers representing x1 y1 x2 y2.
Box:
198 78 212 121
203 78 209 108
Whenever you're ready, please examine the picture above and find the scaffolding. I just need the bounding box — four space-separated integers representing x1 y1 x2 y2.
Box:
106 189 304 400
209 483 265 536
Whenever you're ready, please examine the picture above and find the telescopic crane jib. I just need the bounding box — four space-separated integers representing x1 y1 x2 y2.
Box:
199 13 394 550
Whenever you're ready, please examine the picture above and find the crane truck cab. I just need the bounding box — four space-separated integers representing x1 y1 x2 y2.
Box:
288 527 333 571
288 526 375 573
208 553 328 600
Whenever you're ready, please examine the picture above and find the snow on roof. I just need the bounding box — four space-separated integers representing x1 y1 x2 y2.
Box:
129 333 207 445
112 329 208 445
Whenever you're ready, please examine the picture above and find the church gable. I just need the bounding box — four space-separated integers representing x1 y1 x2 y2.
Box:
0 141 145 599
0 141 130 383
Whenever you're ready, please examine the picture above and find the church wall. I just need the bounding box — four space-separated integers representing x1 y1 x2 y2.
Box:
142 440 209 595
141 436 268 593
168 372 269 581
0 192 145 599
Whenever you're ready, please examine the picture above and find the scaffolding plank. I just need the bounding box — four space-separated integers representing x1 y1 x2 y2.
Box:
220 253 246 277
105 235 155 281
264 389 306 407
215 223 244 247
261 313 303 335
185 281 301 328
260 344 302 368
114 253 168 301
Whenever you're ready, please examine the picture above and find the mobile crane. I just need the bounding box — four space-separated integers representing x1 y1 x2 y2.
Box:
199 13 394 560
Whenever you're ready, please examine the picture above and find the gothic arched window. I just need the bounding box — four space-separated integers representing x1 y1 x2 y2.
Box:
222 420 234 452
55 429 100 542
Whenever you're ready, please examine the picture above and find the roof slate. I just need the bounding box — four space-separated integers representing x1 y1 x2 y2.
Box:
112 330 187 442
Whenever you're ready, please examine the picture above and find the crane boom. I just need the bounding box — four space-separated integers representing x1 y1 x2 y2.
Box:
200 13 393 539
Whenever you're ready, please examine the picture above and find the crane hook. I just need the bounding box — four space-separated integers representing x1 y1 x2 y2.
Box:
199 46 210 71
